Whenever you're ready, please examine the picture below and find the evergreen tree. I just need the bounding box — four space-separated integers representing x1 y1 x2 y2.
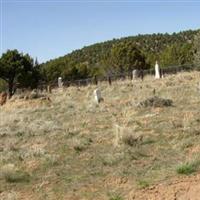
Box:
0 49 39 97
110 41 148 74
160 43 193 67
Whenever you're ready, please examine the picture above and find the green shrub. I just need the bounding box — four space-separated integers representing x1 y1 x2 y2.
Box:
109 195 123 200
138 180 150 189
176 160 200 175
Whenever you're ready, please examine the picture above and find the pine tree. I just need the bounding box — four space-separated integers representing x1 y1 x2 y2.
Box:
34 57 39 67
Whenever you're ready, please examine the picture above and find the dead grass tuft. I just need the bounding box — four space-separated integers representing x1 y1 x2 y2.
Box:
138 96 173 108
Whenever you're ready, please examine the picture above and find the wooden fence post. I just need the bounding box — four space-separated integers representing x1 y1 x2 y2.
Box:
140 70 144 81
108 76 112 86
94 75 98 85
47 85 52 93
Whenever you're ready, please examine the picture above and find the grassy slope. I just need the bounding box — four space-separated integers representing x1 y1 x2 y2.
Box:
1 72 200 199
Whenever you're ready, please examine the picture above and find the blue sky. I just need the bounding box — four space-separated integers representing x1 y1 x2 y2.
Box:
0 0 200 63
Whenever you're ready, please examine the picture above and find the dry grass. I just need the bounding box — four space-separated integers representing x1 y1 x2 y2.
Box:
1 71 200 199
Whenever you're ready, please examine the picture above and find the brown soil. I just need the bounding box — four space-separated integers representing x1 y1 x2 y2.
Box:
128 173 200 200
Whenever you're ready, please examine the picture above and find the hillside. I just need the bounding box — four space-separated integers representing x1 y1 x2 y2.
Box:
1 71 200 199
41 29 199 82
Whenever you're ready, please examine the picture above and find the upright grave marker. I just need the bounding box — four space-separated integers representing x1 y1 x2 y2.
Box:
132 69 139 79
58 77 63 88
94 88 103 103
155 61 160 79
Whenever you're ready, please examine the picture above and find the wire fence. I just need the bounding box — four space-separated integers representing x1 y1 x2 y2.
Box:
36 63 198 91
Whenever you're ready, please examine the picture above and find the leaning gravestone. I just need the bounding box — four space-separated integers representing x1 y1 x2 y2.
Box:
58 77 63 88
155 61 160 79
94 88 103 103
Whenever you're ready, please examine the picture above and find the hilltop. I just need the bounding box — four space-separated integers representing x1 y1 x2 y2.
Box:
1 71 200 199
41 29 199 82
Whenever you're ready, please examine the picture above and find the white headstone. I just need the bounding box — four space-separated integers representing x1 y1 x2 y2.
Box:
94 88 102 103
58 77 63 88
155 61 160 79
132 69 139 79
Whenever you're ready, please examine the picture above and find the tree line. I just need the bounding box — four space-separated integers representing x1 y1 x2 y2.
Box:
0 29 200 97
40 29 198 82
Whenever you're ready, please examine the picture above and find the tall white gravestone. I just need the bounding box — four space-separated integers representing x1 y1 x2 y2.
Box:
155 61 160 79
58 77 63 88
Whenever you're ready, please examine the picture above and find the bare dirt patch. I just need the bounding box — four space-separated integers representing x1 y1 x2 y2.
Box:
129 173 200 200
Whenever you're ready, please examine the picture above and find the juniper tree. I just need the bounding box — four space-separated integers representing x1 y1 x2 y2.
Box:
0 49 39 97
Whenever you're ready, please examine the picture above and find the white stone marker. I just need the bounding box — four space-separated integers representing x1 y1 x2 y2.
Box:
94 88 102 103
58 77 63 88
155 61 160 79
132 69 139 79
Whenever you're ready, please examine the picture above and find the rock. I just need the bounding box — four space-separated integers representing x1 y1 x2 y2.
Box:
0 92 7 106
